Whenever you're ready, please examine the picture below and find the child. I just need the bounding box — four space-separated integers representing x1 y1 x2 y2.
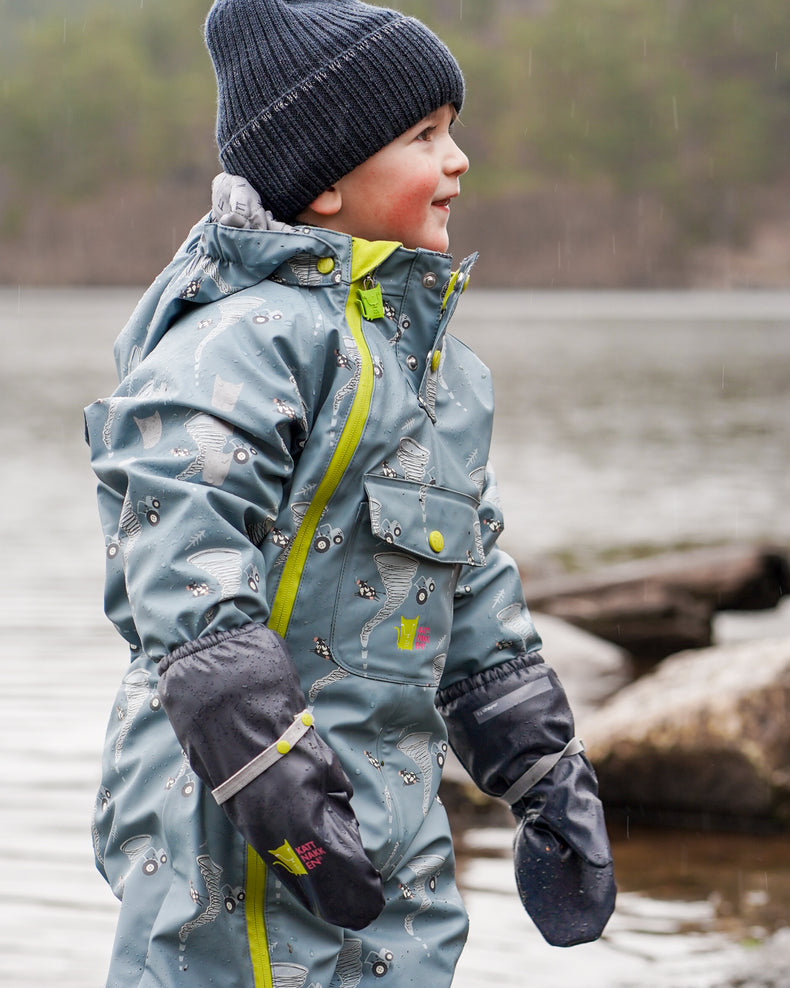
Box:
86 1 615 985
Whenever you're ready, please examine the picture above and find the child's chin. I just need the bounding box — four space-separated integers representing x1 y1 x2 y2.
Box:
411 233 450 253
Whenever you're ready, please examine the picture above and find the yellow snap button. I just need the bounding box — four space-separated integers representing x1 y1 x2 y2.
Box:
276 740 291 755
429 530 445 553
316 257 335 274
301 712 314 727
431 349 442 373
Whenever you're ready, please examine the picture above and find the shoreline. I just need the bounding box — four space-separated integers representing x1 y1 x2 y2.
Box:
2 179 790 291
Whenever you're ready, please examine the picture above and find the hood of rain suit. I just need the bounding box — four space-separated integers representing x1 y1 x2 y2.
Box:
113 216 353 379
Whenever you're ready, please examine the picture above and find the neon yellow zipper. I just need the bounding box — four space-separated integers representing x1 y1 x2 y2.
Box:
267 239 397 638
247 238 398 986
246 850 272 988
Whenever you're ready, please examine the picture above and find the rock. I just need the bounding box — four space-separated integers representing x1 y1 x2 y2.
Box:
530 611 633 729
537 581 712 667
715 596 790 645
521 544 790 664
584 637 790 828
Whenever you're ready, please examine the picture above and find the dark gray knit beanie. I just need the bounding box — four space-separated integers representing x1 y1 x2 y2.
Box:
205 0 465 220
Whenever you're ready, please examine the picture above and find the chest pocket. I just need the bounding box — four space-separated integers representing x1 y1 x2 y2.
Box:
330 474 484 686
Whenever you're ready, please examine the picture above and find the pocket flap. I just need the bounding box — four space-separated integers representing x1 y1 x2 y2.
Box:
363 474 484 567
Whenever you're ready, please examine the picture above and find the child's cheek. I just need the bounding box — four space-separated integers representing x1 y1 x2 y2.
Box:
382 179 436 227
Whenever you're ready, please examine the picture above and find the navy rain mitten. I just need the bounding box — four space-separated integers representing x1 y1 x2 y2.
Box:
157 622 385 930
436 653 616 946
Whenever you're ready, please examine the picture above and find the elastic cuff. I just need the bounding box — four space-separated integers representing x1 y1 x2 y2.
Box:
435 650 543 707
159 623 263 675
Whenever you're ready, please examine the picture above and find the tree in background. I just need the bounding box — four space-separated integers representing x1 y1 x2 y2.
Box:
2 0 790 283
1 0 215 203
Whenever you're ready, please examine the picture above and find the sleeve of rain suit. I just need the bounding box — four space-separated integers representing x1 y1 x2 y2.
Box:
436 462 616 946
85 291 384 928
86 290 316 657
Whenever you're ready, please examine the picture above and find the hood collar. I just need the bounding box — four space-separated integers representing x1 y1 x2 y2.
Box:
113 202 458 383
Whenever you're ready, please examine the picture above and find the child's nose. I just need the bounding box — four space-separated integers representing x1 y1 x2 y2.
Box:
447 138 470 177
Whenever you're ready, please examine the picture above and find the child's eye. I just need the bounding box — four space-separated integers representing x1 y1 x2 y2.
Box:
416 126 436 142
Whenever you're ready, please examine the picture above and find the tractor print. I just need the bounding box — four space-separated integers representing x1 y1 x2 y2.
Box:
120 835 168 877
366 947 395 978
252 309 283 325
221 883 246 914
380 519 402 543
314 524 344 553
230 440 257 464
138 496 161 526
165 774 196 799
388 313 411 345
165 753 196 798
414 576 436 605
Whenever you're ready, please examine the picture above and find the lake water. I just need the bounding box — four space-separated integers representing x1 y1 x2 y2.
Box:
1 287 788 986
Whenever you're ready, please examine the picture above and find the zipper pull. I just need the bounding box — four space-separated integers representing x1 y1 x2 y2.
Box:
357 276 385 321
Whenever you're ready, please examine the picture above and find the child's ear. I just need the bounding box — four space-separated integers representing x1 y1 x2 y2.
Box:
304 187 343 218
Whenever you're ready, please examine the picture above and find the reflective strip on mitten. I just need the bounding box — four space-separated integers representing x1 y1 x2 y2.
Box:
436 653 616 946
157 622 385 930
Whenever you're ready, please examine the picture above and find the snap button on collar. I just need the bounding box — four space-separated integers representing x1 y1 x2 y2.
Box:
422 272 438 289
429 531 445 553
431 349 442 373
406 354 419 371
316 256 335 274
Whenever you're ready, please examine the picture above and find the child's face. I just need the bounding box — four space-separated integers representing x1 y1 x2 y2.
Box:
302 104 469 253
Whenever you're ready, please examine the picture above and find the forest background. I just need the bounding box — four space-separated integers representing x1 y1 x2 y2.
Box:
2 0 790 288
